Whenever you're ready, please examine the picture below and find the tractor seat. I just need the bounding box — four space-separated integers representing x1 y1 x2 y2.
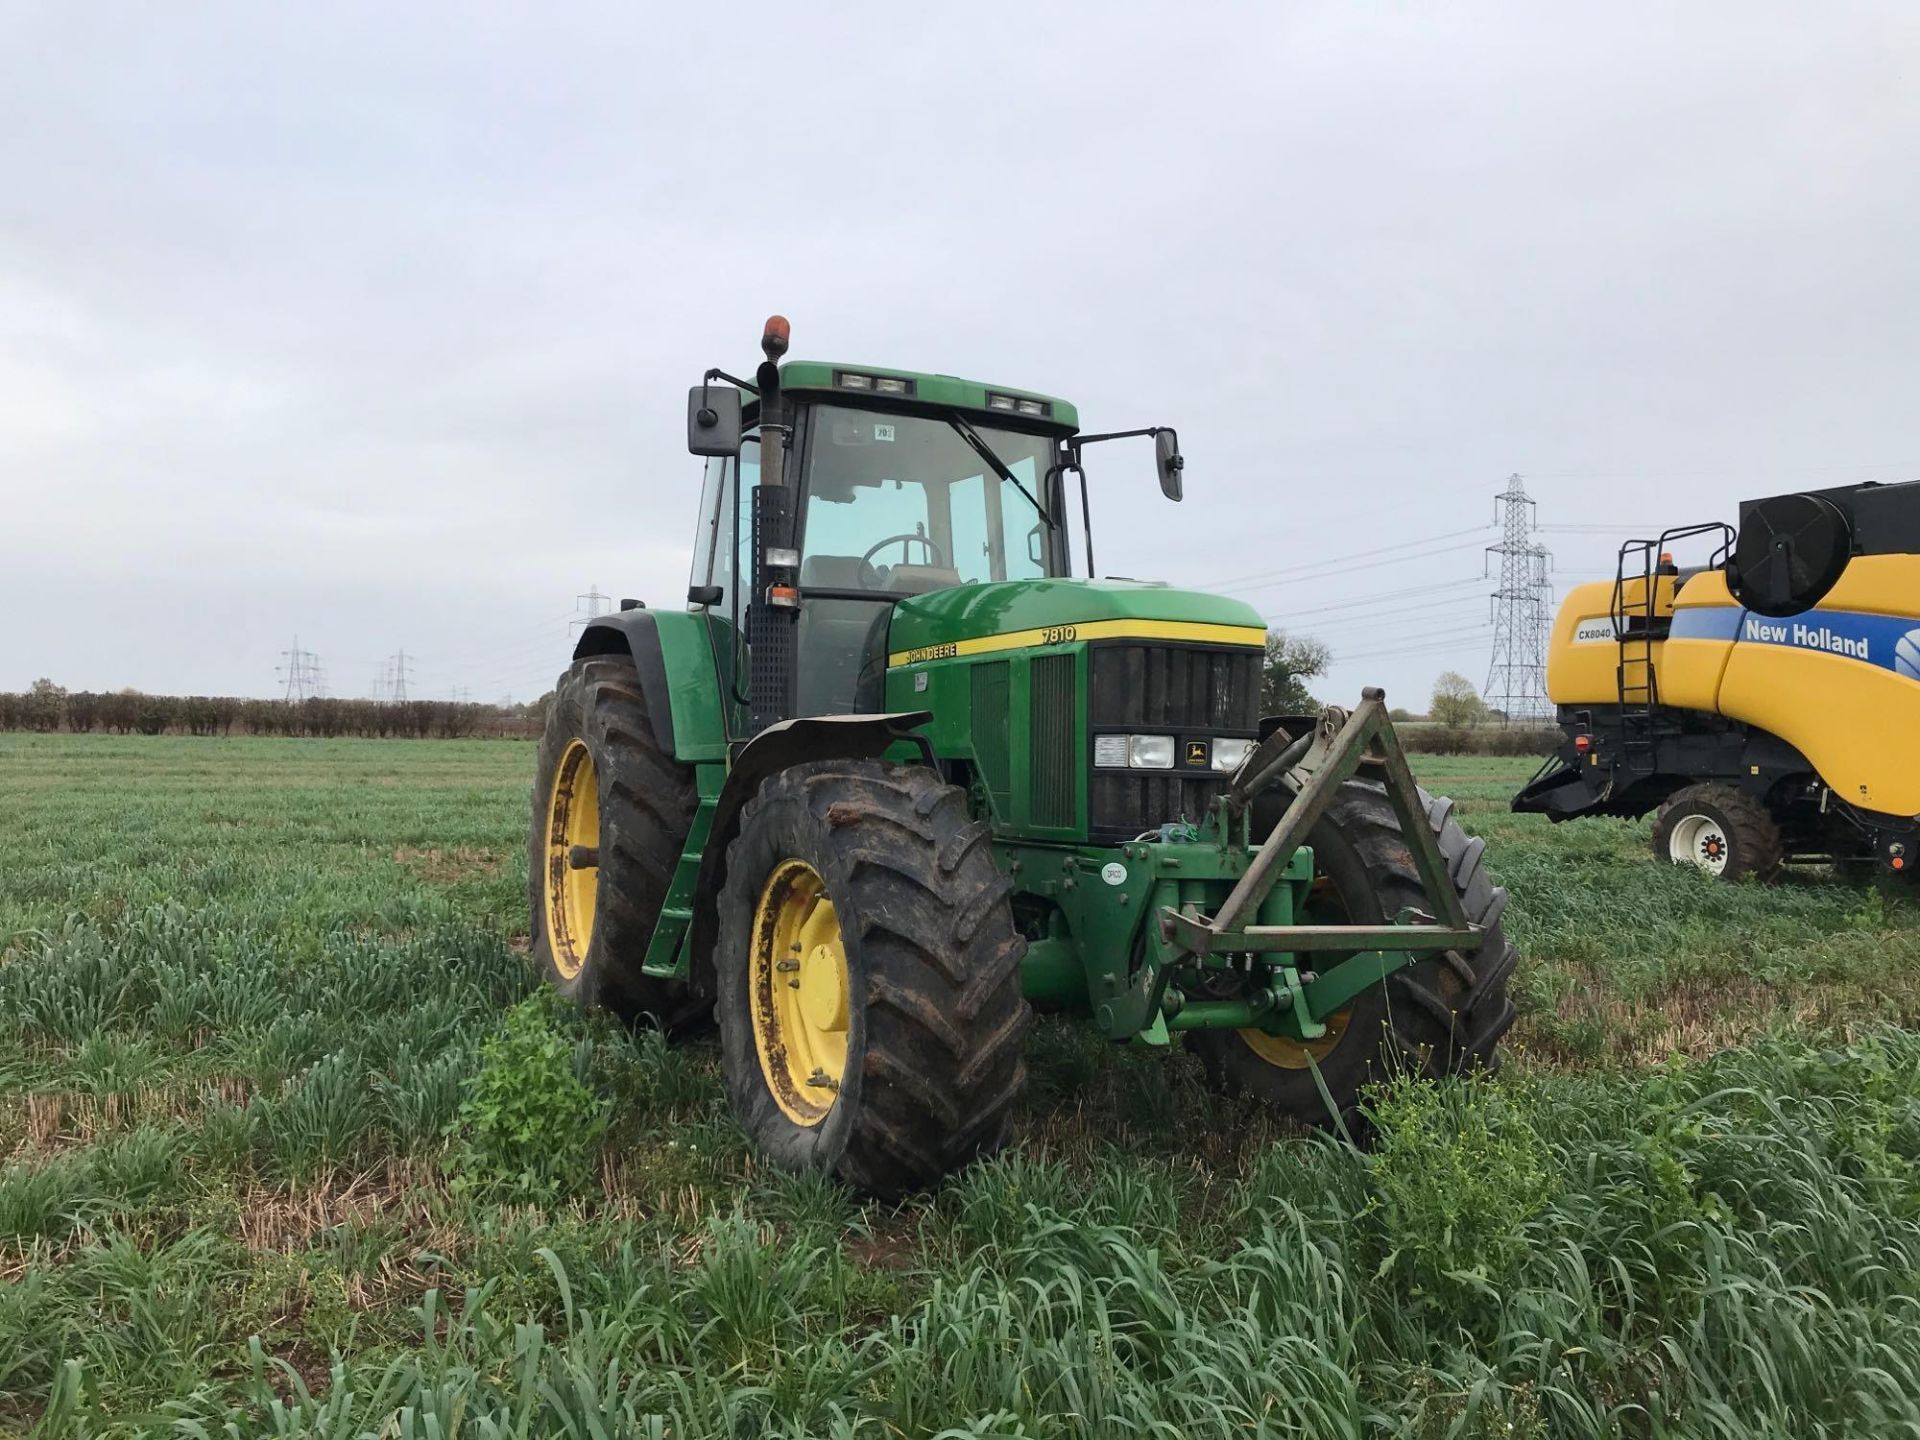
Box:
800 555 873 592
881 563 963 595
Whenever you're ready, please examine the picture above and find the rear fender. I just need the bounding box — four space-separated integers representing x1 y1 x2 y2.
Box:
573 610 730 763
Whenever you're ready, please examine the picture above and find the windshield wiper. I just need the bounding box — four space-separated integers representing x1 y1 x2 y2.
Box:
948 416 1050 525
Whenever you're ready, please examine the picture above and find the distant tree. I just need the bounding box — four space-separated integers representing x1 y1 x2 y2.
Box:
1260 630 1331 716
1430 671 1486 729
134 695 177 735
23 678 66 732
98 691 136 733
64 691 103 732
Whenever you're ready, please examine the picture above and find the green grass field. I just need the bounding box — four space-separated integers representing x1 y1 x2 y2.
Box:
2 734 1918 1437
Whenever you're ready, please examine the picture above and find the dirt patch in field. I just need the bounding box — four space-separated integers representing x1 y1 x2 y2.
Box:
0 1076 255 1161
393 845 504 885
1518 966 1920 1068
261 1340 336 1404
847 1221 919 1271
232 1163 453 1254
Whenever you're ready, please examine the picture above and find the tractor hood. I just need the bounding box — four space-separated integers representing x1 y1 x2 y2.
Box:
884 578 1267 667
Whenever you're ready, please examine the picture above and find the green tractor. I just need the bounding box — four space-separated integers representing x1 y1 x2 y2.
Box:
531 317 1517 1194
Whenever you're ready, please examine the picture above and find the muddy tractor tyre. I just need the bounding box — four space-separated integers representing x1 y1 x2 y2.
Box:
713 760 1030 1198
1651 783 1783 882
1189 779 1518 1134
529 655 703 1028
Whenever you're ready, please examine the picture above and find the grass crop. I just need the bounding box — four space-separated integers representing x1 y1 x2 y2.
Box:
1 733 1917 1436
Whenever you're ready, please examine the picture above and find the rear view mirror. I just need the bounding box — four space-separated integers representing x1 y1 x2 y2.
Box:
688 386 742 457
1155 429 1184 501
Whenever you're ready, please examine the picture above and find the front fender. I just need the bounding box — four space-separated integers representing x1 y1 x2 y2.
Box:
574 609 730 763
686 711 934 987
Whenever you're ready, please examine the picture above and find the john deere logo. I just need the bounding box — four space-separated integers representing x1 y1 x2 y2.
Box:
1185 740 1209 766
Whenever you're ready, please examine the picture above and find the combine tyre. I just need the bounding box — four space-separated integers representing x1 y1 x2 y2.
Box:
1650 783 1783 881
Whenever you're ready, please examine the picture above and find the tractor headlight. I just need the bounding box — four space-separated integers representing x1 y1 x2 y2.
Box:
1210 737 1254 772
1093 734 1130 769
1127 734 1176 770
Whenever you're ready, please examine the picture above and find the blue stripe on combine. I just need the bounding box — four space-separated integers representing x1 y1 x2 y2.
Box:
1668 605 1920 680
1667 607 1744 642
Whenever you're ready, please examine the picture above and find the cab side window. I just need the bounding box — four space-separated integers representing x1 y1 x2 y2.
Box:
689 436 760 608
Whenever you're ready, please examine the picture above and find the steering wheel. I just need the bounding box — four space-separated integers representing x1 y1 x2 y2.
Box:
859 532 947 574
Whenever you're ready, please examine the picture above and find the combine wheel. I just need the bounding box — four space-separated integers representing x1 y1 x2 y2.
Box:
529 656 703 1026
1190 780 1518 1134
1651 783 1782 881
713 761 1030 1197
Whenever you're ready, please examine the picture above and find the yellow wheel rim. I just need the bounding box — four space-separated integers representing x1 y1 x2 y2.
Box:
544 739 599 980
1237 1008 1353 1070
1237 874 1352 1069
749 859 850 1127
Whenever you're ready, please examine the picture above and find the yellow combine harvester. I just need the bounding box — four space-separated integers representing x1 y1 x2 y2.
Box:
1514 480 1919 881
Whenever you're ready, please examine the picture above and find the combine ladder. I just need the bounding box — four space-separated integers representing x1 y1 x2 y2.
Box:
1611 540 1661 774
1610 524 1738 777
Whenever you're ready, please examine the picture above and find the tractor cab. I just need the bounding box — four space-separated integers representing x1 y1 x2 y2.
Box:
685 346 1182 728
687 376 1076 716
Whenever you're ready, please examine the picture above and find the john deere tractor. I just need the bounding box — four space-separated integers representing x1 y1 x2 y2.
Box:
531 318 1517 1194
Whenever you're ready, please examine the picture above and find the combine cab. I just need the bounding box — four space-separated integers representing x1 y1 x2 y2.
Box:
1515 480 1920 880
530 318 1519 1194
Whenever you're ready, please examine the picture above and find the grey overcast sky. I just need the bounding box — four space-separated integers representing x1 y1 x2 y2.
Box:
3 2 1917 709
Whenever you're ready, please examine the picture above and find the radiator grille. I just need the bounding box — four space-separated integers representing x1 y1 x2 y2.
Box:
1088 642 1260 841
971 661 1012 815
1029 653 1077 828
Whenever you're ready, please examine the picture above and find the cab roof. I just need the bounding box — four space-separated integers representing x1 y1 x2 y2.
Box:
777 359 1080 432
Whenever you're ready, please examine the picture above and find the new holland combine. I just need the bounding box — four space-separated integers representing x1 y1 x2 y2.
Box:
531 319 1517 1194
1515 480 1920 881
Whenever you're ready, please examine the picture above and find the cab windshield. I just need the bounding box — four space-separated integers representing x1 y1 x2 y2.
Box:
797 404 1060 595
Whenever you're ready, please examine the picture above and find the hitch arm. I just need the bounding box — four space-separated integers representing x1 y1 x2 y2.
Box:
1162 688 1480 962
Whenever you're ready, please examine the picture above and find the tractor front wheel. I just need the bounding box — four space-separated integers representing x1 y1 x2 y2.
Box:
713 760 1030 1197
1189 779 1518 1134
528 656 702 1027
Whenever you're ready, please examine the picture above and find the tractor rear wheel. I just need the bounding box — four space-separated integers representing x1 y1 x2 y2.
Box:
713 760 1030 1197
1189 779 1517 1134
1651 783 1782 881
528 656 702 1027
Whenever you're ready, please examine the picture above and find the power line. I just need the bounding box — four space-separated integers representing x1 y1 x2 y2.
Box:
1337 628 1493 662
1212 524 1495 591
1264 575 1485 623
1305 594 1487 635
1337 618 1495 650
1538 524 1665 534
1218 536 1497 597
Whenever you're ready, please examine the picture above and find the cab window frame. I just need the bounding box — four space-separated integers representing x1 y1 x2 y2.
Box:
790 398 1073 597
